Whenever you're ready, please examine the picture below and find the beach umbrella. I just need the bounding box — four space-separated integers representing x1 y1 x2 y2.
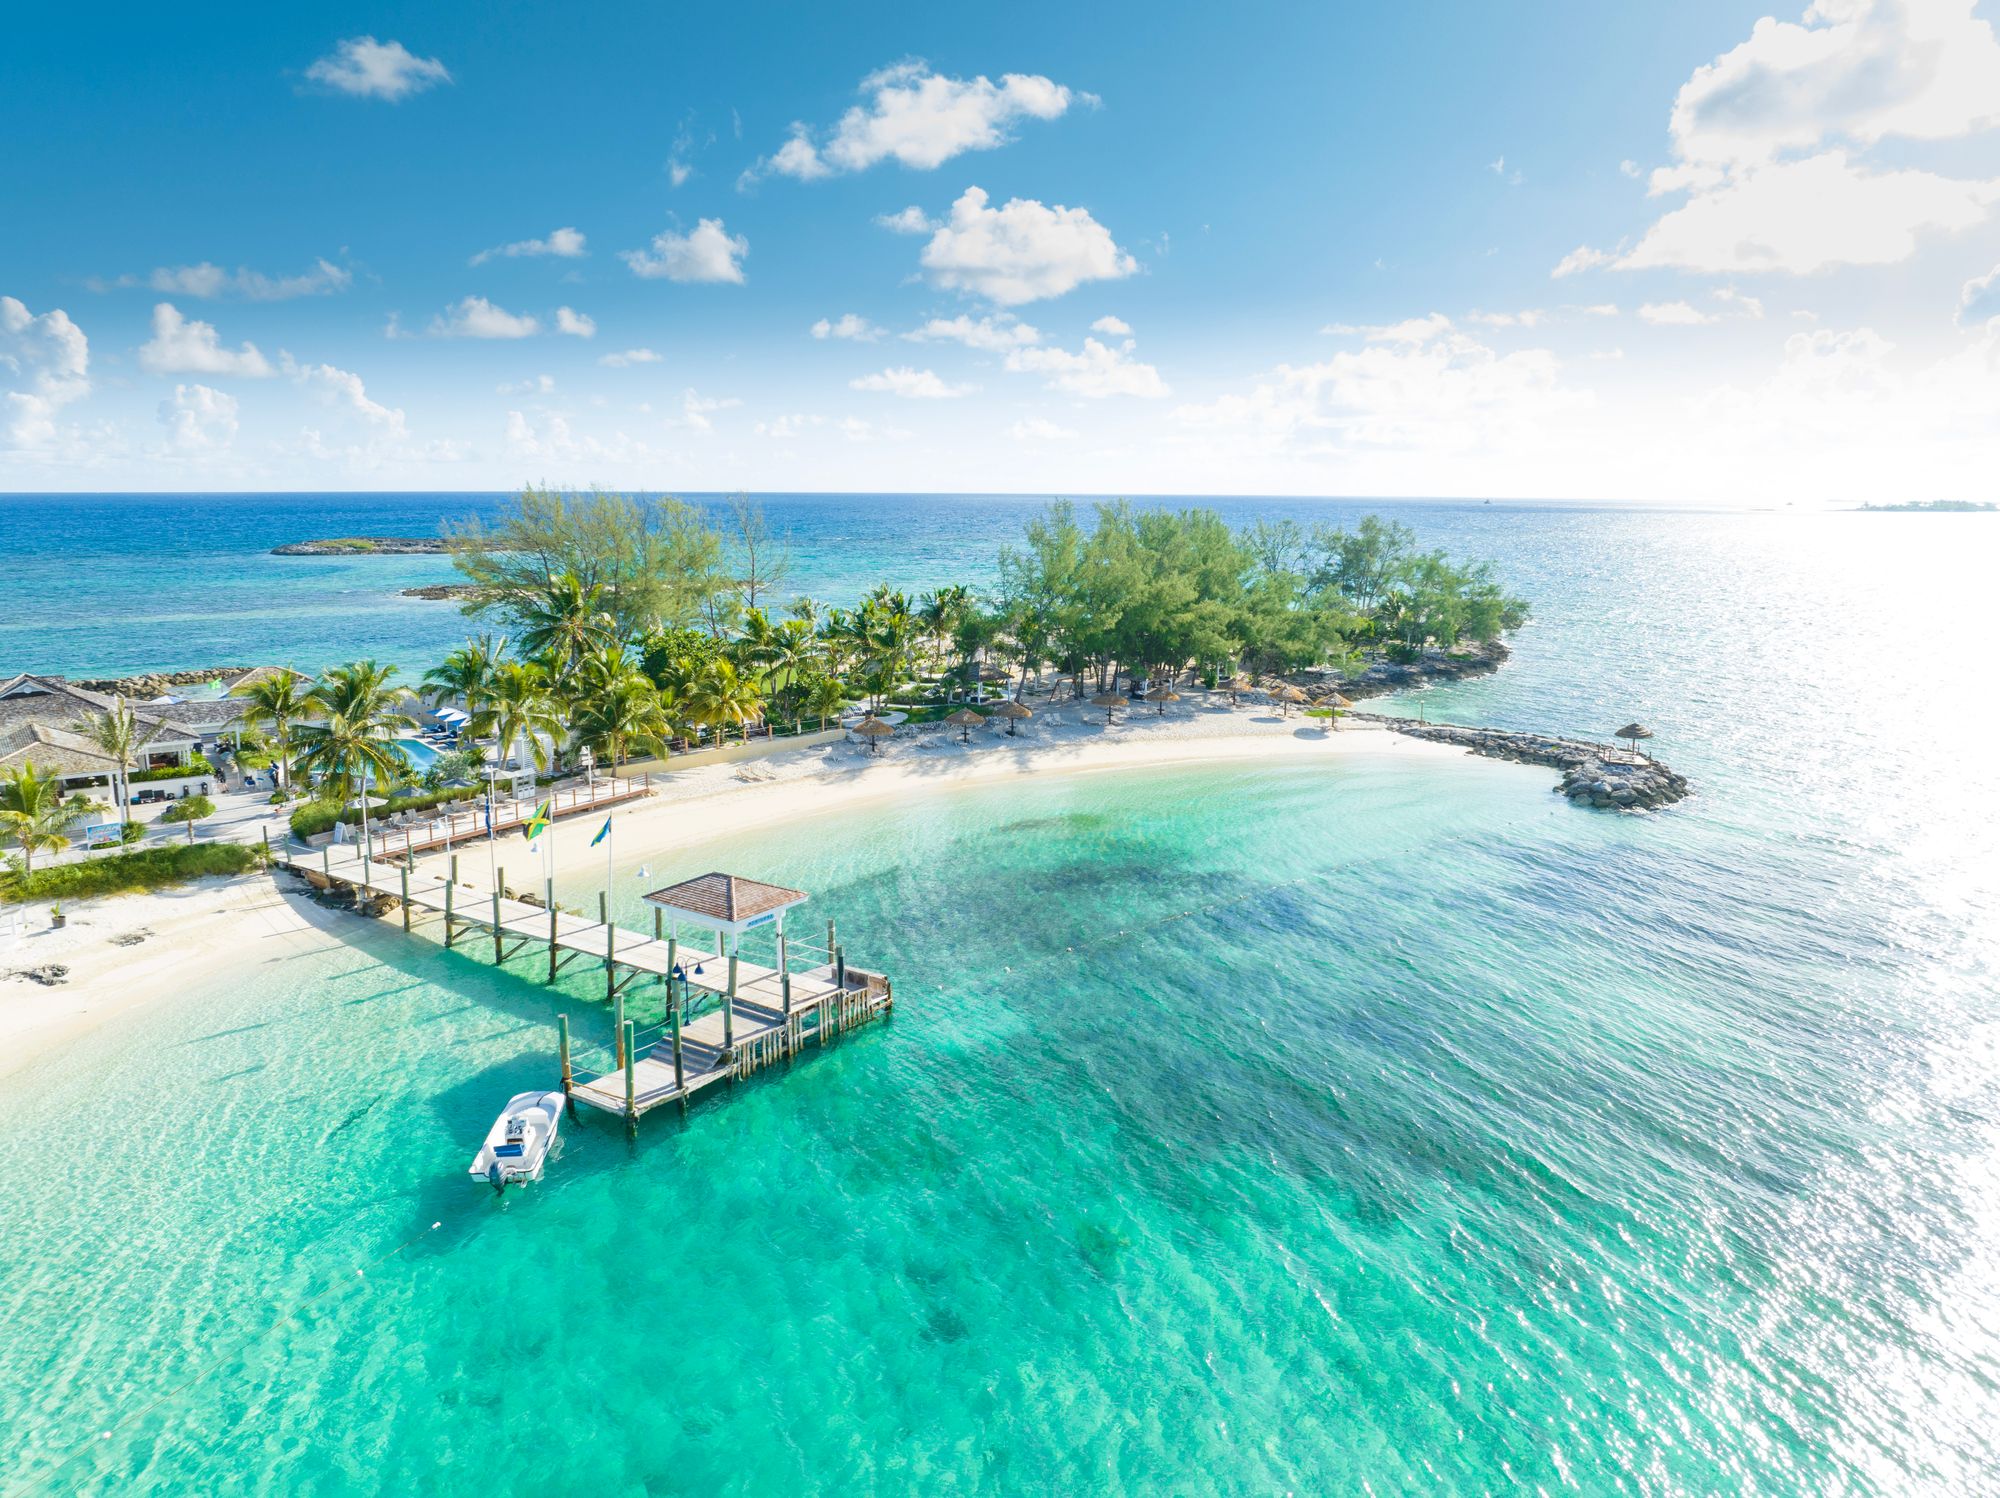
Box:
1227 673 1255 705
1614 722 1654 756
1149 688 1182 716
852 716 895 755
990 699 1032 737
944 707 985 744
1090 692 1129 725
1270 684 1307 717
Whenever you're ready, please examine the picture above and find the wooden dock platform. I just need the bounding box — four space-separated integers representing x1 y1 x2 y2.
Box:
272 807 893 1132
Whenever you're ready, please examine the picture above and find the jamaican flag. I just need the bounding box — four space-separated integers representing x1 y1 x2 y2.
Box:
522 799 552 840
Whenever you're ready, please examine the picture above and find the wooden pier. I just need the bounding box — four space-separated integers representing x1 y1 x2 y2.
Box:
274 830 892 1133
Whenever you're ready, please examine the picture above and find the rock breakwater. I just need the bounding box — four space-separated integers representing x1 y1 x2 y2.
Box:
1354 713 1692 811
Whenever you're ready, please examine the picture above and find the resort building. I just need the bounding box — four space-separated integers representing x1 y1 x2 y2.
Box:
0 671 270 798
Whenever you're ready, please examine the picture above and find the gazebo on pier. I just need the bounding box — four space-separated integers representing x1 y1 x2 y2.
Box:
642 872 814 1062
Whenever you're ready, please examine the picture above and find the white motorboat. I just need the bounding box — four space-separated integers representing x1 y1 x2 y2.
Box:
468 1090 565 1191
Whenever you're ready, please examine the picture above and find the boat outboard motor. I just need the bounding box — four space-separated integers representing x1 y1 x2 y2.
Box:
488 1160 506 1193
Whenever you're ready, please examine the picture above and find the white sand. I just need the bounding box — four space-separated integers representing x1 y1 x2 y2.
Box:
2 697 1499 1070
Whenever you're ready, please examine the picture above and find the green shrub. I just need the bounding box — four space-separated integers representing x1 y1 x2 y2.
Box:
160 795 216 824
0 842 261 903
131 756 215 783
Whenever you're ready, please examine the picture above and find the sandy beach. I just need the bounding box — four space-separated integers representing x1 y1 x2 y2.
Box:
1 701 1494 1072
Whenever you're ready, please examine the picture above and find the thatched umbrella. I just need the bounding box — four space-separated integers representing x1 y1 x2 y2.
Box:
1091 692 1129 725
944 707 985 744
990 699 1033 737
852 716 895 755
1270 684 1307 717
1319 689 1353 730
1149 688 1182 716
1614 722 1654 756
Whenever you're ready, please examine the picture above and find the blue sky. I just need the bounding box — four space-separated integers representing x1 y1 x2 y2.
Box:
6 1 2000 500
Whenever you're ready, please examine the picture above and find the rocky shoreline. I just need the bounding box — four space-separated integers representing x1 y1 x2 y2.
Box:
1316 638 1510 700
1353 713 1691 811
73 666 253 696
400 584 482 600
272 536 451 556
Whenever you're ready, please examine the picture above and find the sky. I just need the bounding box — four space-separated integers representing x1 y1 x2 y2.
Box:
5 0 2000 502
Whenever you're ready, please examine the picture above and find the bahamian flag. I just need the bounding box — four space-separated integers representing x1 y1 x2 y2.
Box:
523 799 552 840
589 816 611 848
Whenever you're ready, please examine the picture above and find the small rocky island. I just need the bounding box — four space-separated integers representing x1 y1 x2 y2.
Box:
401 584 482 600
272 536 452 555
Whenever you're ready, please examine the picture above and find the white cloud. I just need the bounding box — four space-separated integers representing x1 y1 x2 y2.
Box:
599 348 661 367
305 37 451 101
92 259 353 300
837 416 912 442
1173 317 1587 453
811 313 884 342
497 374 555 395
849 365 975 398
289 360 405 430
158 383 239 450
1552 244 1614 278
1489 155 1523 186
1619 151 1999 274
1960 261 2000 326
1714 287 1766 318
1619 159 1643 179
1090 314 1132 336
669 159 694 188
678 389 741 431
554 306 596 338
1004 337 1168 398
470 227 586 266
917 187 1138 305
903 313 1041 351
1008 416 1077 441
1467 308 1545 329
622 219 748 283
1668 0 2000 167
1322 312 1455 343
756 413 821 439
1609 2 2000 275
755 62 1076 182
138 302 274 376
1638 300 1718 325
428 296 540 338
1 295 91 449
876 206 935 235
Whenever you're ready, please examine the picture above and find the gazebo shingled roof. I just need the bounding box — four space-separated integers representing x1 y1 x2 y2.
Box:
643 871 808 926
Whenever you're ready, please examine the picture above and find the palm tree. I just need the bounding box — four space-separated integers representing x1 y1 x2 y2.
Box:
517 573 615 669
1 763 92 874
236 670 310 795
574 671 667 771
920 585 972 675
71 696 142 822
805 673 850 732
420 634 508 715
471 660 563 774
685 657 764 744
785 595 826 630
293 661 416 856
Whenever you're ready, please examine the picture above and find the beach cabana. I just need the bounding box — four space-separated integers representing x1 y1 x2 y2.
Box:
944 707 985 744
1615 722 1654 757
990 699 1032 737
1090 692 1128 725
1270 684 1306 717
851 716 895 755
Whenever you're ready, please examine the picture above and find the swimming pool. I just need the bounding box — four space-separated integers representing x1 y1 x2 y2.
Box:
396 737 439 770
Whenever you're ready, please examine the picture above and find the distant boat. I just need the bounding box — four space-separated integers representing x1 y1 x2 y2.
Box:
468 1090 565 1191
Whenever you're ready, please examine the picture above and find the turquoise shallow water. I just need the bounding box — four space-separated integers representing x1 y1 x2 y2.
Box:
2 504 1999 1494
